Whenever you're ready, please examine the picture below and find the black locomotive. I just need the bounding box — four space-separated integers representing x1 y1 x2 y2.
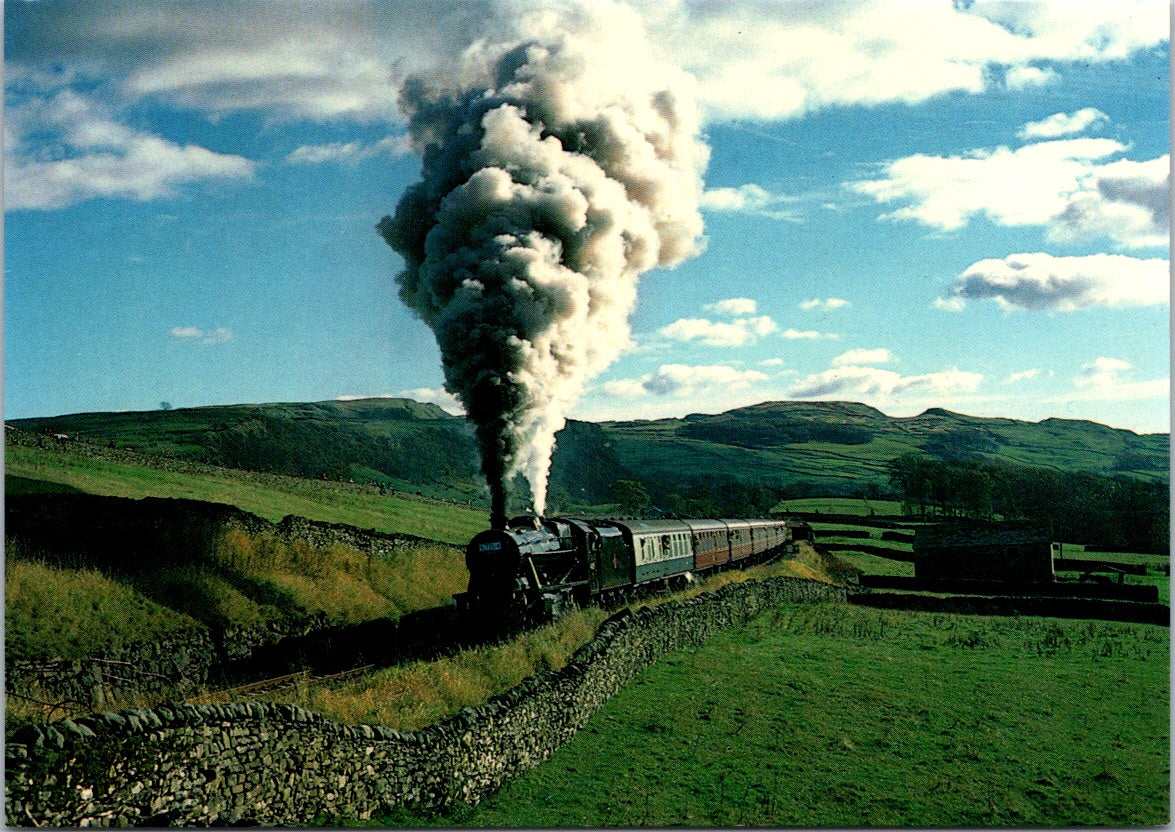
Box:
457 514 810 627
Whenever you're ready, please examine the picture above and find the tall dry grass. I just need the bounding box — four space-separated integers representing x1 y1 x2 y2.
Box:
4 556 198 659
261 607 609 730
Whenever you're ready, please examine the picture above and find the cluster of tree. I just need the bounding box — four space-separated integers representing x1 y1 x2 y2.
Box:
887 454 1169 553
606 476 785 518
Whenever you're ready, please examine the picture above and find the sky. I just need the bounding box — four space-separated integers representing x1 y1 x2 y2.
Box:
4 0 1171 436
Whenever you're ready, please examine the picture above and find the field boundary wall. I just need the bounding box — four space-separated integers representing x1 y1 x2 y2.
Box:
850 590 1168 625
6 576 846 827
6 494 440 709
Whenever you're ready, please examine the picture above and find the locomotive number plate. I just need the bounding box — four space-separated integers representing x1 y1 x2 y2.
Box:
479 542 503 551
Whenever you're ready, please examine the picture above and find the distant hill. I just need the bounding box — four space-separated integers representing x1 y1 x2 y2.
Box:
9 397 1168 509
10 399 486 503
594 400 1169 503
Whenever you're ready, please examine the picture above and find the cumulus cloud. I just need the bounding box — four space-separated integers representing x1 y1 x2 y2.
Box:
944 252 1169 312
788 365 982 400
1051 155 1170 248
700 183 800 220
5 87 255 211
800 298 850 311
833 348 894 366
704 297 758 316
1018 108 1109 139
782 328 840 340
649 0 1168 122
1004 65 1058 90
171 325 233 345
851 136 1169 249
658 315 779 347
1005 369 1042 383
1072 357 1168 400
601 363 768 399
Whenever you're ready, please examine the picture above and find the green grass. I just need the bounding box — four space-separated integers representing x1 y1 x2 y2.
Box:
6 443 487 545
405 603 1168 828
5 557 200 659
6 530 468 664
830 550 916 578
775 497 906 516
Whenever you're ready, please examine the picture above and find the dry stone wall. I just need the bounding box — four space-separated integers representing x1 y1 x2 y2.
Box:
6 576 846 827
6 493 439 709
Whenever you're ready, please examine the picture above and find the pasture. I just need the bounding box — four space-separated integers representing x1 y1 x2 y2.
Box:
405 602 1169 827
5 442 488 545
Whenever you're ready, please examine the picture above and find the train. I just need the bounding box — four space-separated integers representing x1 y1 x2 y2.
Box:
456 514 812 627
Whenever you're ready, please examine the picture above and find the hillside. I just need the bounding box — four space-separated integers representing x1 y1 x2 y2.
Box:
9 397 1168 510
11 398 487 503
597 400 1169 502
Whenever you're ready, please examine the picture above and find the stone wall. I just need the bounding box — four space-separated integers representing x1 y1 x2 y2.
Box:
6 576 847 827
6 493 443 709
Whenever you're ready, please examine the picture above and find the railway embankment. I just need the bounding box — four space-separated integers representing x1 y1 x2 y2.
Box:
6 575 846 827
5 493 444 711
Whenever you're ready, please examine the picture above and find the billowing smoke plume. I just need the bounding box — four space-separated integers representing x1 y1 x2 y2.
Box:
378 2 707 522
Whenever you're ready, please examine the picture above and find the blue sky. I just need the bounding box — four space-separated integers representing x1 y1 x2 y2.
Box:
4 0 1170 434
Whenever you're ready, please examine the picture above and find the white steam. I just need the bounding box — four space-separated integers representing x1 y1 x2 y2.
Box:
378 2 707 519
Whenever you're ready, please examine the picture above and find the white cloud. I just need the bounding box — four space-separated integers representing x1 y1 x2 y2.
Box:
1051 155 1171 248
700 183 800 220
1019 108 1109 140
851 137 1169 249
800 298 850 311
658 315 779 347
933 297 966 312
600 363 768 399
759 357 786 367
833 348 894 366
5 88 256 211
788 365 983 400
285 135 411 165
944 252 1169 312
171 325 233 345
1005 369 1041 383
9 1 1167 129
1073 357 1168 400
1004 65 1058 90
782 328 840 340
648 0 1168 122
703 297 758 316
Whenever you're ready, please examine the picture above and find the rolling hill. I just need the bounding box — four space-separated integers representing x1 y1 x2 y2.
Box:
9 397 1168 511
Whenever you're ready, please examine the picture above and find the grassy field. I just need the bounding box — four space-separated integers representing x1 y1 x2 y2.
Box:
774 496 906 516
6 442 487 545
402 602 1169 827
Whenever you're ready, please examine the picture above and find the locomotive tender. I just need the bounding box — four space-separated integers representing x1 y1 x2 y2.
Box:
458 514 810 626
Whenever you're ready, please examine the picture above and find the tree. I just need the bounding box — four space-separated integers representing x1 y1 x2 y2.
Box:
609 479 651 515
159 401 173 411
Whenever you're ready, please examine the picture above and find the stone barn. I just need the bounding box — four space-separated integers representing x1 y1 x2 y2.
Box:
913 525 1056 583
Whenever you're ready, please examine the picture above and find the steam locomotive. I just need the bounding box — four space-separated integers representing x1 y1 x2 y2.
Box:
456 514 811 627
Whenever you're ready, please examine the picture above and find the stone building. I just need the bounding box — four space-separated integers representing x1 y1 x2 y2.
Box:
913 524 1055 583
